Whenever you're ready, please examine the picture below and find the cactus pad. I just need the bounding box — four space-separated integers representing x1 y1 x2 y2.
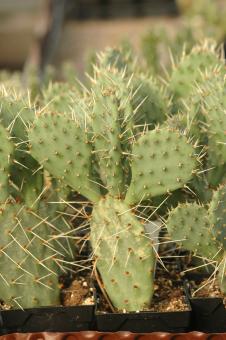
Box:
91 68 133 196
42 82 79 114
90 195 155 311
97 47 133 73
218 258 226 295
170 41 222 102
28 113 101 202
167 203 219 259
0 203 61 308
131 75 167 127
209 185 226 250
0 93 44 206
125 128 198 205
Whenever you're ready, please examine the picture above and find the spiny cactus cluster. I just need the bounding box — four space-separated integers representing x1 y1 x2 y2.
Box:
1 35 225 312
0 88 75 309
167 41 226 198
165 39 226 294
26 45 204 312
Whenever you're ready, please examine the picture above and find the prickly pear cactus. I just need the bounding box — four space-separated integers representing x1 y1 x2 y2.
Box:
28 46 202 311
0 203 61 309
0 94 76 309
29 116 199 311
90 196 155 311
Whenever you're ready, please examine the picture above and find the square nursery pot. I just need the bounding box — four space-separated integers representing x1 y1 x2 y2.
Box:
184 277 226 333
95 284 191 333
0 304 95 335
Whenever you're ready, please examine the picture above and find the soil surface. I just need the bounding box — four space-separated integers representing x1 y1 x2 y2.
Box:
149 276 188 312
62 276 94 306
189 278 226 306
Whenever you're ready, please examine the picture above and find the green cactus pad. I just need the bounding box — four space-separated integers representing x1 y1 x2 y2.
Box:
218 257 226 295
170 41 222 102
166 89 206 142
0 93 44 206
202 76 226 166
97 47 133 73
38 199 76 261
125 128 198 205
167 203 219 259
206 101 226 166
209 185 226 251
0 125 14 202
91 68 133 196
207 163 226 188
28 113 101 202
0 94 34 141
0 203 61 308
42 82 80 114
131 75 167 127
9 149 43 208
190 174 212 203
90 196 155 311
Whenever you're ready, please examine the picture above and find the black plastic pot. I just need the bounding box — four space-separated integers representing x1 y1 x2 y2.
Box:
0 305 95 335
96 308 191 333
184 279 226 333
95 284 191 333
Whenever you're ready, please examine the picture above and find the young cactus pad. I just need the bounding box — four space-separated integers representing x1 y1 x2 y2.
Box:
125 128 198 205
90 195 155 311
